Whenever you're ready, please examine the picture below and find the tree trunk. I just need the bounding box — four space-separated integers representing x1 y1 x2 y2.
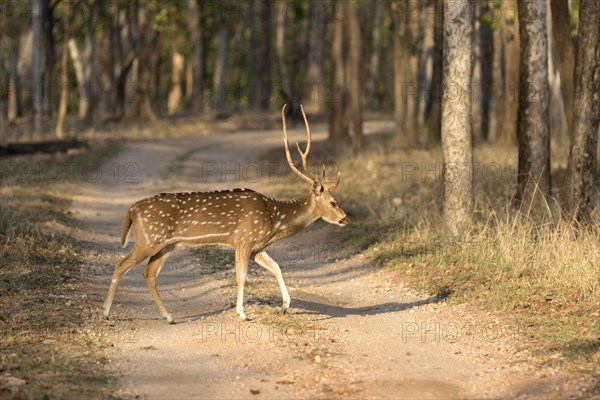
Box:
441 0 474 237
275 0 298 111
514 0 552 215
427 0 443 145
550 0 575 139
247 0 258 109
186 0 203 112
55 13 70 139
365 0 383 110
32 0 43 138
304 0 326 114
259 0 272 110
8 32 19 124
329 0 349 145
471 1 483 141
213 21 227 111
167 51 184 115
42 0 55 119
0 35 5 146
472 1 492 142
345 1 364 153
393 1 419 146
489 6 504 142
566 0 600 222
79 0 97 127
499 0 519 145
135 1 157 121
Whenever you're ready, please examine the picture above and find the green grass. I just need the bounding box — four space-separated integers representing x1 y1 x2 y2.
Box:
0 141 121 398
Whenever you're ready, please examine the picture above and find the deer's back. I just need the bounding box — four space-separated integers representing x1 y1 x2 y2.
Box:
128 189 275 250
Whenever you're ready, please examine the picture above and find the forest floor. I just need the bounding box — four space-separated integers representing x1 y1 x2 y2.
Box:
3 119 596 399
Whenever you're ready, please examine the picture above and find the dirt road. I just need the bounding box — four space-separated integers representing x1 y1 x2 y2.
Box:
69 124 589 399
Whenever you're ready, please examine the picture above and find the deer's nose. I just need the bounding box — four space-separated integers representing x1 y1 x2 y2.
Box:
339 216 349 225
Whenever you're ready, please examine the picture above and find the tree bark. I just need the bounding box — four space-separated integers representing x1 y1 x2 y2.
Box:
441 0 474 237
472 1 492 142
514 0 552 215
550 0 575 139
186 0 203 112
566 0 600 222
7 31 19 124
32 0 43 137
275 0 299 112
0 30 5 146
213 21 227 111
471 1 483 141
427 0 443 145
42 0 56 119
489 5 504 142
134 1 157 121
393 1 419 147
247 0 258 109
304 0 326 114
259 0 272 110
365 0 383 110
167 51 184 115
345 1 364 153
79 0 97 127
499 0 519 145
55 13 70 139
328 0 349 145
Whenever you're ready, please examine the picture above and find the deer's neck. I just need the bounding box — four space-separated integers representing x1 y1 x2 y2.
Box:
268 194 317 240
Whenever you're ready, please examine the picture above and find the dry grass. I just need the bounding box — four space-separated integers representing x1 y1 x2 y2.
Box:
330 132 599 370
0 145 120 398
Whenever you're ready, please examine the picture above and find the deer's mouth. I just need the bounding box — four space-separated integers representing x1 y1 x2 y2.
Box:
339 216 349 226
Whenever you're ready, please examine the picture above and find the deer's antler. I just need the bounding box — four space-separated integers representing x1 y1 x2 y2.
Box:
282 104 314 185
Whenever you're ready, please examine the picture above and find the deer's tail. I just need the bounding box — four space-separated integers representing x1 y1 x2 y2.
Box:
120 212 133 247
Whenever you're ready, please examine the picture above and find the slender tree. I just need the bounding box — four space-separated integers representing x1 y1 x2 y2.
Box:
55 9 70 139
329 0 349 145
186 0 204 112
0 15 5 146
566 0 600 222
393 1 419 146
345 0 364 153
550 0 575 139
365 0 383 110
304 0 326 114
32 0 43 137
499 0 519 145
427 0 443 145
441 0 474 236
247 0 258 109
134 1 157 121
259 0 272 110
514 0 552 214
167 51 184 115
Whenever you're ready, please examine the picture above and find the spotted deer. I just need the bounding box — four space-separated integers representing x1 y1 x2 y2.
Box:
103 105 349 323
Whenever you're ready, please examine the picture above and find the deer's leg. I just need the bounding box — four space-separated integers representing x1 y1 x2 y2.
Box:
103 245 150 320
254 251 291 314
235 246 251 321
143 244 176 324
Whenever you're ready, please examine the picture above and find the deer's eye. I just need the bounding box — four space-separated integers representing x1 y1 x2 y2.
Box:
330 201 337 208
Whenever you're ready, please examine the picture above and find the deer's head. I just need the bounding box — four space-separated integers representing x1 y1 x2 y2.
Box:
282 105 349 227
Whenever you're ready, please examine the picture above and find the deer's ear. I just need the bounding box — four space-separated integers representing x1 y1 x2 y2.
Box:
312 180 324 196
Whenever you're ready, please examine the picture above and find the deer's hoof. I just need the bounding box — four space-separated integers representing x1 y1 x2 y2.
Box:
281 306 288 315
